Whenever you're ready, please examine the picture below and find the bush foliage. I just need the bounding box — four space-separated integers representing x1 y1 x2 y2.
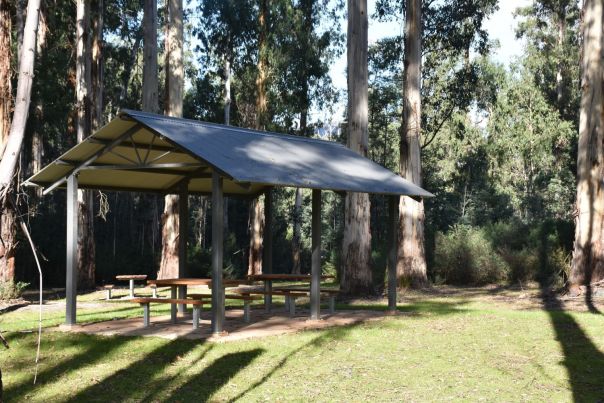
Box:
0 280 29 300
432 220 572 286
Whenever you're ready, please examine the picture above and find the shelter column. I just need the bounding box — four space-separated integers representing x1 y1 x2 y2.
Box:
263 188 273 311
178 180 189 313
310 188 321 320
211 172 225 334
65 174 78 325
388 195 399 311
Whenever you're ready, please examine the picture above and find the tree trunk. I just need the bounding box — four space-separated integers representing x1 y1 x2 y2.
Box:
292 187 302 274
0 0 41 281
255 0 268 131
142 0 158 113
0 0 41 188
556 8 566 113
75 0 95 289
159 0 183 279
118 32 142 107
247 197 264 276
224 56 231 125
0 0 17 281
341 0 373 296
0 0 10 157
158 194 179 278
397 0 427 289
569 0 604 293
16 0 24 62
29 3 46 197
91 0 103 128
248 0 269 274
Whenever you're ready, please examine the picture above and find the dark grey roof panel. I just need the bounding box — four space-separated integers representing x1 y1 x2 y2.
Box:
121 109 433 197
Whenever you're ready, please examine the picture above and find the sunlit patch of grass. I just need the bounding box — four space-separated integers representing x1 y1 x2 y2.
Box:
2 288 604 401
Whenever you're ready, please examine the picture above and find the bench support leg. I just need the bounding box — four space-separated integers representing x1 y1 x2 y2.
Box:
143 304 150 327
264 280 272 313
243 301 251 323
152 287 157 298
288 296 296 317
178 285 187 314
192 306 200 330
329 296 335 314
106 289 111 300
129 279 135 298
170 287 177 324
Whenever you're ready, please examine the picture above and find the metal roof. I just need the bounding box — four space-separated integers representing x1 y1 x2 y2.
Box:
25 109 433 198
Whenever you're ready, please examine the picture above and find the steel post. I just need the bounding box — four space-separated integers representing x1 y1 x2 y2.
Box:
211 172 225 334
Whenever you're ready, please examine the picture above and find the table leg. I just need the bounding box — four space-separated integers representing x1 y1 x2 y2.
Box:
129 279 134 298
170 286 177 324
178 285 186 314
264 280 272 312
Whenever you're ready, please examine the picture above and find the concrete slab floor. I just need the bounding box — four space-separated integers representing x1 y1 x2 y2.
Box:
52 308 394 342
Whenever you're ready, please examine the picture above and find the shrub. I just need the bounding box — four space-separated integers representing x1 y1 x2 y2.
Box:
0 280 29 300
499 247 539 284
433 225 509 285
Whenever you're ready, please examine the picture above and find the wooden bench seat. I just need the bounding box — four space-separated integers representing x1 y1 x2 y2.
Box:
131 298 207 329
187 293 262 323
273 287 340 314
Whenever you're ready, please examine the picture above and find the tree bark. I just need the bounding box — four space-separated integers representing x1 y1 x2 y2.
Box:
341 0 373 296
91 0 103 128
16 0 24 62
247 197 264 276
569 0 604 293
159 0 183 279
397 0 427 289
75 0 95 289
255 0 268 131
0 0 41 281
224 57 231 125
0 0 10 157
0 0 41 188
292 187 302 274
248 0 269 274
142 0 158 113
556 7 566 113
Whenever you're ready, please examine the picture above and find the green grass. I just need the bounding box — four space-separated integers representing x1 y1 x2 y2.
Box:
2 288 604 401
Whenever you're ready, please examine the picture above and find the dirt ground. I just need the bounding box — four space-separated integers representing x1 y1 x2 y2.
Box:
394 282 604 313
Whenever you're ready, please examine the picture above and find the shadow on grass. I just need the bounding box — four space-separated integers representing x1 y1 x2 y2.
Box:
230 321 362 401
333 299 471 316
66 337 202 402
5 333 132 400
540 286 604 401
165 349 264 401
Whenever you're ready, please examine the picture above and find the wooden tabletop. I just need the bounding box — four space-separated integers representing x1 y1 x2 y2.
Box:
116 275 148 281
147 278 249 287
247 274 335 281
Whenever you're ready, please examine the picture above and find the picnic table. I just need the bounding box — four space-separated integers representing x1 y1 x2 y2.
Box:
146 278 249 322
116 274 148 298
247 274 335 311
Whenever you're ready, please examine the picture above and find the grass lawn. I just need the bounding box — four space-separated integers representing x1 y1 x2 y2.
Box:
2 286 604 402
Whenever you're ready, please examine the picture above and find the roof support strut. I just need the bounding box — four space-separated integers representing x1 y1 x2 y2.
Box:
388 195 399 312
65 174 78 325
211 172 225 334
263 188 273 311
177 180 189 314
42 124 142 195
310 188 321 320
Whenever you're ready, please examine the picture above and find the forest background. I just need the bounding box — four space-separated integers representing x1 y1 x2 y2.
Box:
0 0 581 293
